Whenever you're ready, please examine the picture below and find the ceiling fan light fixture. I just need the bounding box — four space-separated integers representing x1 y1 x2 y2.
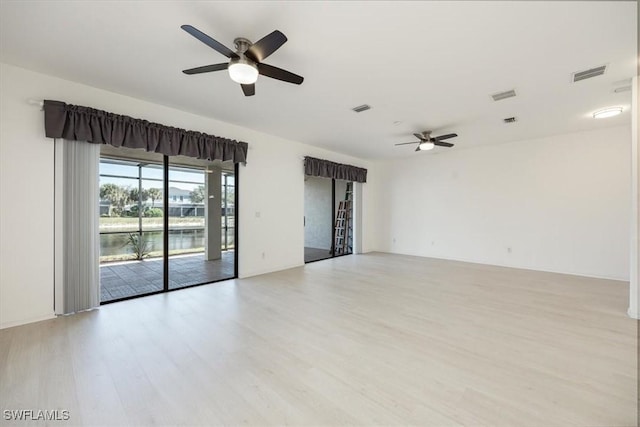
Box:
228 58 258 84
418 142 435 151
593 107 623 119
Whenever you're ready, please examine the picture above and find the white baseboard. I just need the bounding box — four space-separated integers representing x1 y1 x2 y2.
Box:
380 250 629 282
239 262 304 279
0 313 56 330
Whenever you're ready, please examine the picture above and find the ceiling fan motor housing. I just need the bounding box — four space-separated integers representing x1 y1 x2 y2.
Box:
233 37 252 54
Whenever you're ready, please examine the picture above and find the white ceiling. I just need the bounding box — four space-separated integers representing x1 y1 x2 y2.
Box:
0 1 636 160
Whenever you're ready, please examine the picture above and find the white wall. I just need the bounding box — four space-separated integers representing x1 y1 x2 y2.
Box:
377 126 631 280
304 176 333 250
0 63 379 329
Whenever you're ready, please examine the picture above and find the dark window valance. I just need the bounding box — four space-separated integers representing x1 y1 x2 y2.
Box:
43 100 249 164
304 156 367 183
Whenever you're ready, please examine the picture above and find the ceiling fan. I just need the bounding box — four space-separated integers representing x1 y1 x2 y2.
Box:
180 25 304 96
395 131 458 152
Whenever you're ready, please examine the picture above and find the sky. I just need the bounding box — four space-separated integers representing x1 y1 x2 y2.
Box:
99 160 233 193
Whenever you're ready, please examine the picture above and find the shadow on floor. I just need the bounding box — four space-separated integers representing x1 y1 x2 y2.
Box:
304 247 333 263
100 251 235 302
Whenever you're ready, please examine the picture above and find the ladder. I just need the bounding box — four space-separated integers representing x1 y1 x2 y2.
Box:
333 182 353 255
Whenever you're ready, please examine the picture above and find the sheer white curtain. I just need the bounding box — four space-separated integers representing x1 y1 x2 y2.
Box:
54 139 100 314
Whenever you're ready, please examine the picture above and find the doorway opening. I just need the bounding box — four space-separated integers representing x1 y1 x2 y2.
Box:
304 176 353 263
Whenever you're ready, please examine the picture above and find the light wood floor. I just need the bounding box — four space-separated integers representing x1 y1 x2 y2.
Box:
0 253 636 426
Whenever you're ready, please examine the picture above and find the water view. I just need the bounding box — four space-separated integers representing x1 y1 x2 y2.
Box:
100 228 235 262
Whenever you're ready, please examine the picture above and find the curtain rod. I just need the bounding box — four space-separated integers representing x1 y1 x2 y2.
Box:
27 98 44 109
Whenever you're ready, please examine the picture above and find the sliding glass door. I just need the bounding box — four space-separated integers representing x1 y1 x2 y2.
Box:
303 176 353 263
98 146 237 303
304 176 333 262
168 157 236 290
334 179 353 256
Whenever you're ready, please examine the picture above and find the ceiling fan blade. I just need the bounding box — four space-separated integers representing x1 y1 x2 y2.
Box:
435 133 458 140
413 133 426 141
415 146 421 152
181 25 239 59
245 30 287 63
241 83 255 96
182 63 229 75
434 141 454 147
258 63 304 85
395 142 419 146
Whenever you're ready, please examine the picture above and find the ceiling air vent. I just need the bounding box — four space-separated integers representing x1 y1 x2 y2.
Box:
491 89 516 102
352 104 371 113
503 117 517 123
572 65 606 82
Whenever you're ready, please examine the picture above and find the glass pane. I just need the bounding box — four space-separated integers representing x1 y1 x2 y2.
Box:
169 229 205 255
225 227 235 249
100 231 165 262
99 153 164 303
304 176 333 262
169 166 205 184
221 173 235 251
99 176 139 233
141 163 164 180
100 160 139 178
168 160 235 290
334 180 353 256
99 231 164 302
141 179 164 232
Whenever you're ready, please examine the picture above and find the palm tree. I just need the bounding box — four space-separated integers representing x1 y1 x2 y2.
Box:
147 188 162 208
100 183 130 216
129 188 149 204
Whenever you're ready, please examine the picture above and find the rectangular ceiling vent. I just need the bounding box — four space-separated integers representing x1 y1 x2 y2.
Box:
352 104 371 113
572 65 606 82
491 89 516 102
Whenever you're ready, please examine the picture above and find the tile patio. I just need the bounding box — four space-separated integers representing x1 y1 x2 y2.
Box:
100 251 235 302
